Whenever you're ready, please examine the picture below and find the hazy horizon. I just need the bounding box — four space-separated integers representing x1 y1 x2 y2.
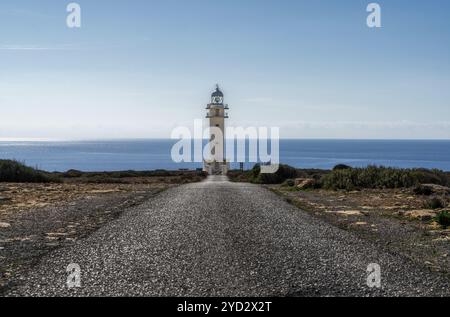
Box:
2 139 450 172
2 137 450 142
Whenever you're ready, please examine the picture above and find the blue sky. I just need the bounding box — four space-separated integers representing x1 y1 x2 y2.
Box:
1 0 449 139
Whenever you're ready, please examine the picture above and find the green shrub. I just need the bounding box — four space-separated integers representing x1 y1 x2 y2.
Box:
63 169 83 178
251 164 261 179
435 211 450 228
258 164 298 184
284 179 295 187
0 160 58 183
413 185 433 196
333 164 352 171
423 197 446 210
229 166 329 185
321 166 450 190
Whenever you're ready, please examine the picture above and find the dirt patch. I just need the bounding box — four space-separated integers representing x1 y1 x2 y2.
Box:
0 183 165 218
325 210 363 216
404 210 438 221
0 172 207 294
269 185 450 275
0 165 208 293
0 183 170 293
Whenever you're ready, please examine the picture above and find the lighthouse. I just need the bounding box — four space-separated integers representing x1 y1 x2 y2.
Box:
204 85 229 175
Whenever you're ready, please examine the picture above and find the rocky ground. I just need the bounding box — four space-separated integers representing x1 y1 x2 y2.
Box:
4 176 450 297
1 173 449 296
268 184 450 276
0 174 204 293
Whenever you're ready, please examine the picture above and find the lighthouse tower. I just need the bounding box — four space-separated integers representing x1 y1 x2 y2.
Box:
204 85 229 175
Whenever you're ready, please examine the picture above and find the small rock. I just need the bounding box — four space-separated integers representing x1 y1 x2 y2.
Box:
0 196 12 203
326 210 363 216
0 222 11 228
46 232 69 237
416 184 450 195
295 178 316 189
405 210 437 221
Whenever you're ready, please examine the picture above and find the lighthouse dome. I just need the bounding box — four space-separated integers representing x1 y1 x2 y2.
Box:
211 85 224 97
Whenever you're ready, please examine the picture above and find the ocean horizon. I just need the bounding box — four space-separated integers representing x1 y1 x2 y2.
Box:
1 139 450 172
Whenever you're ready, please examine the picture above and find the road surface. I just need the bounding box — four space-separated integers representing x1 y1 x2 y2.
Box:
5 176 450 296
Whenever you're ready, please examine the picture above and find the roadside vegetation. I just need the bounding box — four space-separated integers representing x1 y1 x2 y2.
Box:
55 169 207 184
229 164 450 190
321 166 449 190
435 211 450 228
423 197 447 210
0 160 58 183
0 159 207 184
228 164 326 186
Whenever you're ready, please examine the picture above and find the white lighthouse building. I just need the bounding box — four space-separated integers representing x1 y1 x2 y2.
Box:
203 85 229 175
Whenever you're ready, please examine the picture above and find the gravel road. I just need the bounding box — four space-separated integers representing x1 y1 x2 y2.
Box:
5 176 450 296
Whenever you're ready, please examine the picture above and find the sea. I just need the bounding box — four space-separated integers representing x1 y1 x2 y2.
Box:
0 139 449 172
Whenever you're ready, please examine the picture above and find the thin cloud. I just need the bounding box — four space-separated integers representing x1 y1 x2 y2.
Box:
0 8 54 19
242 97 274 103
0 44 75 51
271 120 450 130
230 120 450 130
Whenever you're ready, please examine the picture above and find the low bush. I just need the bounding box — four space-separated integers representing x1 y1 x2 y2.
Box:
63 169 84 178
333 164 352 171
0 160 58 183
321 166 450 190
257 164 298 184
229 164 450 191
229 164 299 185
413 185 434 196
283 179 295 187
435 211 450 228
423 197 446 210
